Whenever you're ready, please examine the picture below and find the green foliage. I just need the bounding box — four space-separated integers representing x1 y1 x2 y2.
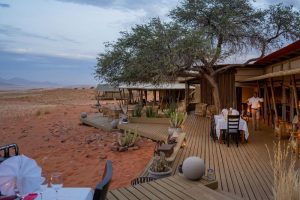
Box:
133 104 142 117
146 106 156 118
169 111 186 128
118 130 140 147
150 152 169 172
95 1 300 86
164 102 177 117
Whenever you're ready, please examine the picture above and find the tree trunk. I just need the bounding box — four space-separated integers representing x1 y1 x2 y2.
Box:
203 73 221 113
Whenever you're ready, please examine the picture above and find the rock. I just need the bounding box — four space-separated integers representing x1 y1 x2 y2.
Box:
99 155 107 159
110 119 119 129
128 147 134 151
133 146 139 150
118 146 128 152
110 146 119 151
80 112 87 118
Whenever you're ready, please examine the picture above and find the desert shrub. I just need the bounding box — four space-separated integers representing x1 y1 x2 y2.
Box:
267 141 300 200
133 104 142 117
146 106 156 118
35 110 42 116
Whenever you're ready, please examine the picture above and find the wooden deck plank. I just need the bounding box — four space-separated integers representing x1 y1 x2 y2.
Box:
106 192 119 200
110 190 130 200
126 186 151 200
132 184 161 200
118 188 140 200
108 114 277 200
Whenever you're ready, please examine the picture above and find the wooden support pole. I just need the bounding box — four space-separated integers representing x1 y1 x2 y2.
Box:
282 80 287 121
270 78 278 122
291 75 299 125
153 90 157 105
290 85 294 122
265 80 272 125
144 90 148 104
263 82 268 123
185 82 189 112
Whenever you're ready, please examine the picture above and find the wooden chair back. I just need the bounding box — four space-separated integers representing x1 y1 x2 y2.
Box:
0 143 19 163
93 160 113 200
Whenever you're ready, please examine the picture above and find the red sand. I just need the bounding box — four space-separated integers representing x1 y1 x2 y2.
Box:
0 88 155 189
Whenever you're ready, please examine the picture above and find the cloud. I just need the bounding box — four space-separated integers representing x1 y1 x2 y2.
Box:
55 0 179 17
0 3 9 8
0 24 80 44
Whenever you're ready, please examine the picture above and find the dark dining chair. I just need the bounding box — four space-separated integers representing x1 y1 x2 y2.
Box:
131 176 156 186
0 143 19 163
93 160 113 200
226 115 240 147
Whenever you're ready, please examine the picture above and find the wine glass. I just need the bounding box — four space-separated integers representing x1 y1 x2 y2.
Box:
40 172 48 200
50 172 63 200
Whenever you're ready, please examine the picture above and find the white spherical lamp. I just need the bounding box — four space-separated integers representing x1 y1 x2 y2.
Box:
182 156 205 180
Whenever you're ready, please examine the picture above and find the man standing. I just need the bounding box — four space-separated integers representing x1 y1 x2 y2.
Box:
247 92 263 131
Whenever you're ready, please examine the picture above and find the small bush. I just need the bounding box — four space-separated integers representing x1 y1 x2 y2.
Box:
35 110 42 116
146 106 156 118
133 104 142 117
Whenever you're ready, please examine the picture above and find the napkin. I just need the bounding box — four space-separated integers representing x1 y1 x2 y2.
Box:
0 155 41 196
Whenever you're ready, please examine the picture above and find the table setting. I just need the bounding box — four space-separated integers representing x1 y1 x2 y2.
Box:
214 108 249 141
0 155 93 200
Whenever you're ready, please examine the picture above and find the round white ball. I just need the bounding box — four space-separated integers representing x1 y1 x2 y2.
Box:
182 156 205 180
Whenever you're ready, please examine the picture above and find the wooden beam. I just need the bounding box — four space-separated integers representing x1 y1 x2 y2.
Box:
291 75 299 125
185 82 189 112
263 82 268 123
153 90 157 105
282 79 287 121
269 78 278 122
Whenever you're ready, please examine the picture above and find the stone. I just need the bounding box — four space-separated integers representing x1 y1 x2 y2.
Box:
182 156 205 180
110 146 119 151
133 146 139 150
80 112 87 118
118 146 128 152
110 119 119 129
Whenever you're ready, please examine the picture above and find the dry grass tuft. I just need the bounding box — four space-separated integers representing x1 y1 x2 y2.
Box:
266 142 300 200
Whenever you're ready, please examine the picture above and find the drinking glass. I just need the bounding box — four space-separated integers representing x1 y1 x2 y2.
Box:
40 172 48 200
50 172 63 200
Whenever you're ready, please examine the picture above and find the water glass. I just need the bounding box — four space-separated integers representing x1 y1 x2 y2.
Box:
207 168 215 181
50 172 63 200
40 172 48 200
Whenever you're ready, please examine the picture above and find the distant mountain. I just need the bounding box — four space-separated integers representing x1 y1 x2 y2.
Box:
0 77 60 90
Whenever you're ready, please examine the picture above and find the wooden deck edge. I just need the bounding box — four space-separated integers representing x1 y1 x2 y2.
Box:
166 132 186 162
80 117 116 132
129 117 170 124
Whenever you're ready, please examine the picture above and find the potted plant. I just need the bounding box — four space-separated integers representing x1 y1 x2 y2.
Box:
148 152 172 179
168 111 186 135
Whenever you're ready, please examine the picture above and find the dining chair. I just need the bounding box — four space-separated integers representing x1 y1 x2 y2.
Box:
131 177 156 186
0 143 19 163
93 160 113 200
226 115 240 147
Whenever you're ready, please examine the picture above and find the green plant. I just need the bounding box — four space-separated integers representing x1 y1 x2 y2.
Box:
133 104 142 117
150 152 169 172
169 112 186 128
118 130 140 147
164 102 177 117
146 106 156 118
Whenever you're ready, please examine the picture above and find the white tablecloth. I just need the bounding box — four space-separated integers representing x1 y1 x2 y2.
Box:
37 187 93 200
214 115 249 140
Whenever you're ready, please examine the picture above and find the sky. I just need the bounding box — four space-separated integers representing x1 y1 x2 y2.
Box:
0 0 299 85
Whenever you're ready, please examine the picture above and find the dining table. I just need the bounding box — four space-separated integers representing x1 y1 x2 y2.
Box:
37 187 93 200
214 114 249 140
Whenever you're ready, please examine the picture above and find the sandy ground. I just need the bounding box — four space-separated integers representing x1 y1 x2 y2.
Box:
0 88 155 189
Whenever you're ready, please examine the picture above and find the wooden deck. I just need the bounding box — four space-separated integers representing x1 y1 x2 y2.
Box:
109 115 277 200
169 115 274 200
118 122 169 142
80 113 118 131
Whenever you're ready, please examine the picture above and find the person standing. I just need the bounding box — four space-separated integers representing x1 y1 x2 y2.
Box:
247 92 263 131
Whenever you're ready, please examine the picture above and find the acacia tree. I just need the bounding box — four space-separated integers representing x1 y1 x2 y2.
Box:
95 0 300 111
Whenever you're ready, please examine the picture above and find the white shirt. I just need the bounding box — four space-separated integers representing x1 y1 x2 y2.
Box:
248 97 263 109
